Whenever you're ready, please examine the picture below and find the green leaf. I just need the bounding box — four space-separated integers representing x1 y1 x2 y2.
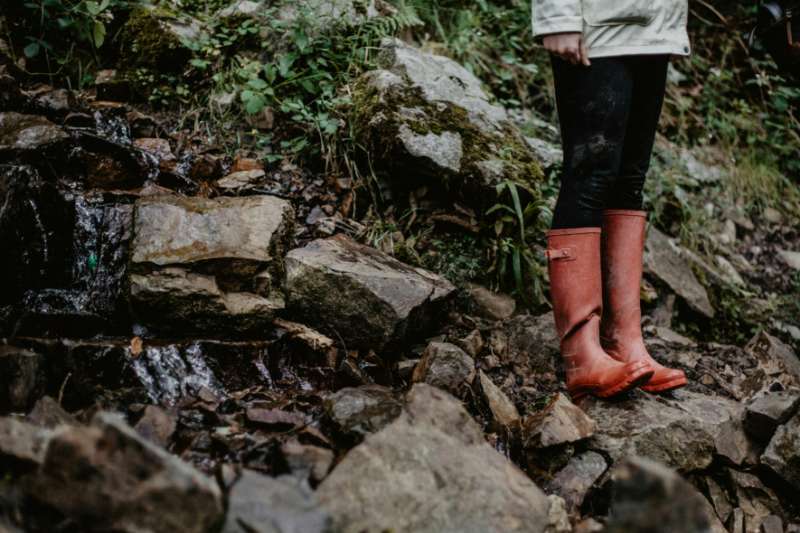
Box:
92 21 106 48
245 94 266 114
247 78 268 90
24 42 41 58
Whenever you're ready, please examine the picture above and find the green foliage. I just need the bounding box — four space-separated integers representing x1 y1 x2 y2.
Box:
183 1 423 160
486 180 550 305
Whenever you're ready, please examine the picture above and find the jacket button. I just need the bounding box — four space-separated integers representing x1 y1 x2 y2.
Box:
684 46 689 52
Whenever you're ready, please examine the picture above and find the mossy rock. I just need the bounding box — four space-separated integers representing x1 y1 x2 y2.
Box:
119 7 202 72
350 40 544 213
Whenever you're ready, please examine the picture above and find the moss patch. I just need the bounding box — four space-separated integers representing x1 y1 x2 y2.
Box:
119 8 191 72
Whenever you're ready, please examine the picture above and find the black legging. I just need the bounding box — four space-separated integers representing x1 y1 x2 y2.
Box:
550 54 669 229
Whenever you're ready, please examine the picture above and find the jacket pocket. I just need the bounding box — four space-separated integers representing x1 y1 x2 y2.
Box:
582 0 657 26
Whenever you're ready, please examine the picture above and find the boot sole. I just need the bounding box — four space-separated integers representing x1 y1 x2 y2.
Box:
641 375 688 393
570 365 654 402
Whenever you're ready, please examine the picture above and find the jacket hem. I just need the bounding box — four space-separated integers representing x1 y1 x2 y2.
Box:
532 16 584 38
586 43 691 58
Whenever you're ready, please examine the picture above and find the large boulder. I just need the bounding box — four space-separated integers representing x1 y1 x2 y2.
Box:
31 412 223 533
129 194 293 335
285 235 454 350
583 390 752 472
120 6 203 72
351 38 543 211
317 384 551 532
222 470 330 533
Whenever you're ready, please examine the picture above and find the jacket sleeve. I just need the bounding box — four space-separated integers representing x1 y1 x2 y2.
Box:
532 0 583 38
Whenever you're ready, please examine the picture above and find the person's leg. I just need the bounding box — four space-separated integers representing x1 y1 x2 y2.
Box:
607 55 669 209
550 55 634 229
600 55 687 393
546 55 654 401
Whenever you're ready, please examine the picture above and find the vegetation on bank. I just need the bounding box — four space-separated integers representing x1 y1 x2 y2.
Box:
3 0 799 343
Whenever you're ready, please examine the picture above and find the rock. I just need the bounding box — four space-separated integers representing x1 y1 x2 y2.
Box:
545 451 607 514
726 470 782 533
778 250 800 271
745 388 800 442
130 268 285 335
546 495 572 533
584 390 749 472
95 69 130 101
700 476 733 526
33 412 223 533
467 284 516 320
317 384 551 532
222 470 330 533
745 331 800 382
285 235 454 349
219 0 263 18
216 169 266 190
763 207 783 225
412 342 475 394
351 39 543 211
457 329 484 358
281 439 335 483
27 396 76 429
0 417 51 468
522 393 596 448
761 515 784 533
644 227 715 318
0 112 68 153
134 405 176 448
324 385 402 438
0 346 44 412
679 147 724 183
525 136 563 168
130 194 293 334
761 412 800 491
604 456 725 533
478 370 521 427
120 7 203 72
277 0 387 30
730 508 746 533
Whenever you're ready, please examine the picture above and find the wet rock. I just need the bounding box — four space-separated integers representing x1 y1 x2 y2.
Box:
222 470 330 533
744 388 800 442
33 412 223 533
0 112 68 154
352 39 543 211
467 284 516 321
0 417 51 468
130 194 293 334
644 227 715 318
26 396 76 429
285 235 454 350
478 370 520 427
412 341 475 394
522 393 595 449
134 405 177 447
761 412 800 491
324 385 402 438
0 346 44 412
583 390 748 472
604 456 725 533
317 384 550 532
545 451 607 514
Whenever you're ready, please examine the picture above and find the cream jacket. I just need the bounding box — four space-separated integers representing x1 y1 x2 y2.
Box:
532 0 691 58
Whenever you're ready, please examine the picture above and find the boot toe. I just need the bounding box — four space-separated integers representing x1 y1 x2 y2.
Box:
641 366 687 393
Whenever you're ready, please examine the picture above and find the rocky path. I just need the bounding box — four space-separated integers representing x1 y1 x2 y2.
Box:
2 34 800 533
